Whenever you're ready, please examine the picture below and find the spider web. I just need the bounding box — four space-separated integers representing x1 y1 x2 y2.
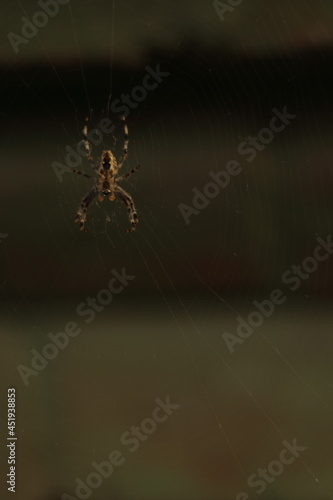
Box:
1 1 333 499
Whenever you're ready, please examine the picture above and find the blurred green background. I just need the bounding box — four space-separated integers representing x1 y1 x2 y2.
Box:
1 1 333 499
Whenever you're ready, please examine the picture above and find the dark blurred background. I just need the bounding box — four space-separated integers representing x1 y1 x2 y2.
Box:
1 1 333 499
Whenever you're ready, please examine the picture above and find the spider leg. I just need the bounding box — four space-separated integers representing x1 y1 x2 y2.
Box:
117 116 129 169
115 185 138 232
116 165 141 182
81 117 96 170
75 187 99 232
70 168 92 179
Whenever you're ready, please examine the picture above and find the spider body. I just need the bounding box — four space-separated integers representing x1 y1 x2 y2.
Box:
101 150 117 173
97 152 117 198
70 118 141 232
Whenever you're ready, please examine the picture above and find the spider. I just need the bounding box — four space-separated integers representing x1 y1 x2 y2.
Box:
70 116 140 232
